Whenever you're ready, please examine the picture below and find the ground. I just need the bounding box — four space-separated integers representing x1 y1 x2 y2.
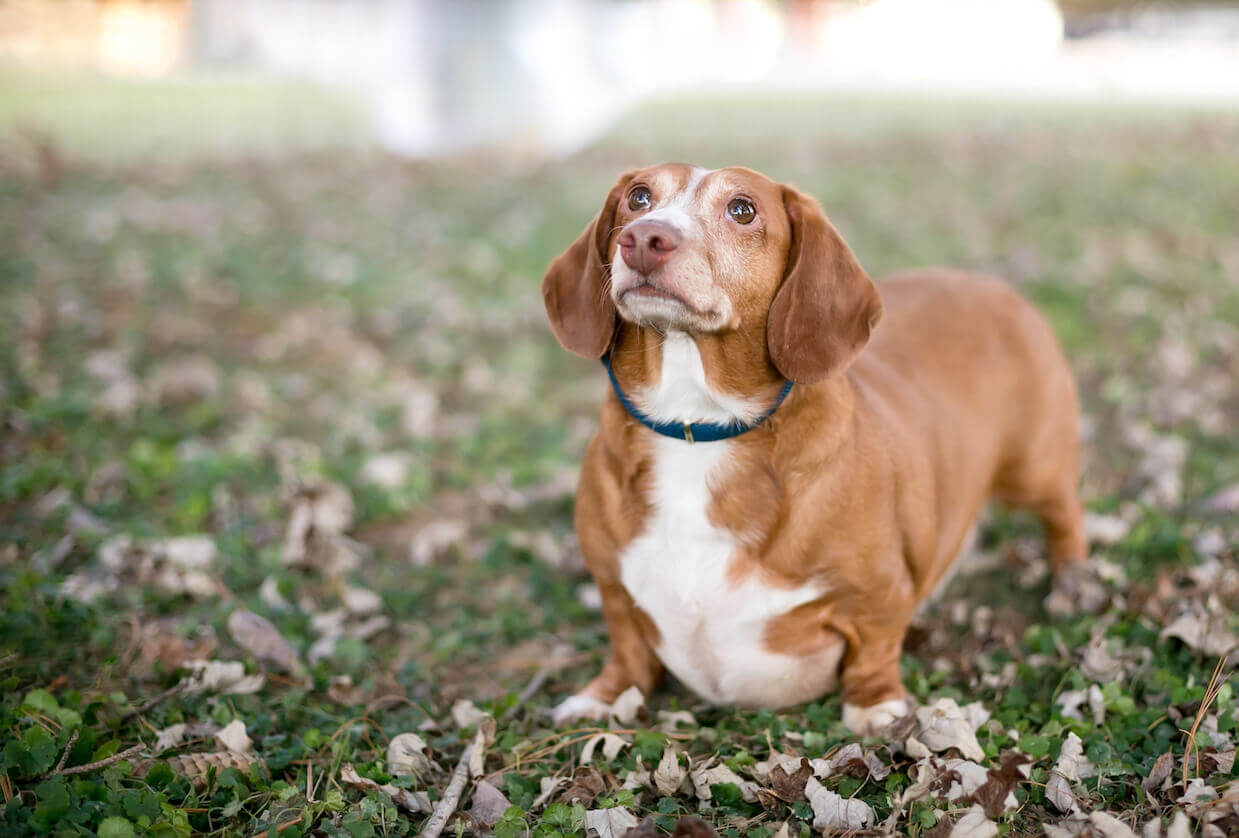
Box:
1 75 1238 836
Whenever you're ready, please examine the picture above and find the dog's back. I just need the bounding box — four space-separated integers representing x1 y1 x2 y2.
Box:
855 268 1085 590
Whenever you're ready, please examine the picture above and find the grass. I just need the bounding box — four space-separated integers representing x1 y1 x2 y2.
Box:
1 70 1238 836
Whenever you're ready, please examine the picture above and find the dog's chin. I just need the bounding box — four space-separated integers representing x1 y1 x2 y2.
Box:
616 286 726 332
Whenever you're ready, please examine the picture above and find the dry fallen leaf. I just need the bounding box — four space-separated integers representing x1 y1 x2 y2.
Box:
178 660 265 695
468 718 497 778
580 732 629 765
828 742 890 781
1086 810 1140 837
584 806 639 838
1047 732 1097 813
341 585 383 615
282 481 356 572
564 766 606 807
907 697 988 761
656 709 697 734
153 723 187 752
387 732 438 781
688 759 759 803
654 745 687 796
1160 601 1239 659
214 719 253 754
763 758 812 803
340 763 432 813
133 751 260 786
452 698 489 729
1142 750 1175 793
750 748 808 784
227 608 305 678
949 804 998 838
470 778 512 827
902 756 991 806
804 776 874 830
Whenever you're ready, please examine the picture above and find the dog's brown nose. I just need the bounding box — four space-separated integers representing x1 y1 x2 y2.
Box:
618 220 680 275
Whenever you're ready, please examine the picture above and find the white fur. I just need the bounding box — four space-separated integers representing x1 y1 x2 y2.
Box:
610 167 736 331
640 166 712 234
551 693 611 724
843 698 910 736
616 338 842 707
634 332 766 425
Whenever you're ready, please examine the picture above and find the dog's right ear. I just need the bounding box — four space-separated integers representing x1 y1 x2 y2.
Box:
542 172 635 359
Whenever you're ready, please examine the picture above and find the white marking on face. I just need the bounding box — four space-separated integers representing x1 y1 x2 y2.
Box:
639 166 712 235
610 167 736 331
617 398 841 707
635 332 768 425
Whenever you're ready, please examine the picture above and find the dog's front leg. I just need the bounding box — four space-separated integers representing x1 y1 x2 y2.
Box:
836 621 911 737
551 578 663 724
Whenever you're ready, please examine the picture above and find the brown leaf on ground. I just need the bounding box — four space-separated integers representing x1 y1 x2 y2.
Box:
130 617 218 678
469 779 512 827
671 817 716 838
965 753 1032 818
1142 751 1175 793
227 608 306 678
620 819 659 838
765 757 812 803
563 766 606 807
133 751 261 785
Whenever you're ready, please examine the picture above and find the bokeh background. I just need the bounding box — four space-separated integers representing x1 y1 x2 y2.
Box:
2 2 1238 836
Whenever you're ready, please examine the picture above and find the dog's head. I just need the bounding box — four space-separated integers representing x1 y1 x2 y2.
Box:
542 164 882 384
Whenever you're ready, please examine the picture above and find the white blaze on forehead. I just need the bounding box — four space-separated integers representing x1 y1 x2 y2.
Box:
640 166 715 235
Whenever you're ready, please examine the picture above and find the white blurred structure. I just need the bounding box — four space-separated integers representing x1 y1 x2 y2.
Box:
184 0 1239 157
190 0 787 157
3 0 1239 158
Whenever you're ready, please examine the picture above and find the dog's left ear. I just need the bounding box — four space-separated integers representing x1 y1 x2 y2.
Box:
768 187 883 384
541 173 635 359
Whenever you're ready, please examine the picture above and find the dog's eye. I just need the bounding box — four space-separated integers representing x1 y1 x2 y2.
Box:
727 197 756 224
628 187 652 211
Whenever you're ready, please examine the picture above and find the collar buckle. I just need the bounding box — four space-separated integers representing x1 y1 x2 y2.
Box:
682 423 695 444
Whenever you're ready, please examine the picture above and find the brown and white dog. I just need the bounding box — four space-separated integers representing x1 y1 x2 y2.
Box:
541 164 1085 735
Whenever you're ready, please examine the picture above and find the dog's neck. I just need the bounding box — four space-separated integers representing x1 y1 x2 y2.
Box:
608 323 788 426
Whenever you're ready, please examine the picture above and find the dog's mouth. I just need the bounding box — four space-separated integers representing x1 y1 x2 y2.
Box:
616 277 730 331
622 281 686 306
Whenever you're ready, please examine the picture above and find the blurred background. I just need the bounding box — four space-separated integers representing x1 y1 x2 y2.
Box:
2 0 1239 159
1 4 1238 832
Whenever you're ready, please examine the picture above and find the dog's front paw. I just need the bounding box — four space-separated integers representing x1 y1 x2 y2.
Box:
842 698 910 737
551 693 612 725
1045 559 1107 617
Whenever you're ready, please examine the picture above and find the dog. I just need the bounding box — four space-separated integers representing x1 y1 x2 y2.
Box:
541 164 1085 735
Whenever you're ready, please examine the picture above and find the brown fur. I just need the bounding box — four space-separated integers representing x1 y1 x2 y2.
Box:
543 164 1086 721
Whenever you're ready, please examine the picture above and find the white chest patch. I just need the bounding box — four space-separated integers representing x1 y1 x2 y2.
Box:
618 337 841 707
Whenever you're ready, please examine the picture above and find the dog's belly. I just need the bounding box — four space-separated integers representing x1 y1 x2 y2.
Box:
618 438 842 707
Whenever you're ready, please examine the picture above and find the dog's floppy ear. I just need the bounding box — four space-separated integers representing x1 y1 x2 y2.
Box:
767 187 883 384
542 173 634 359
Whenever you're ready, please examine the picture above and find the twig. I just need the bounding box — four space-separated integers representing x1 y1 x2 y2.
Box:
51 743 144 777
421 719 495 838
420 744 473 838
500 654 572 721
123 683 184 720
1182 657 1229 793
52 729 79 774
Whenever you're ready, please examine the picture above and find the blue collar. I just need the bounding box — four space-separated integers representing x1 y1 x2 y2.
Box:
602 354 794 443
